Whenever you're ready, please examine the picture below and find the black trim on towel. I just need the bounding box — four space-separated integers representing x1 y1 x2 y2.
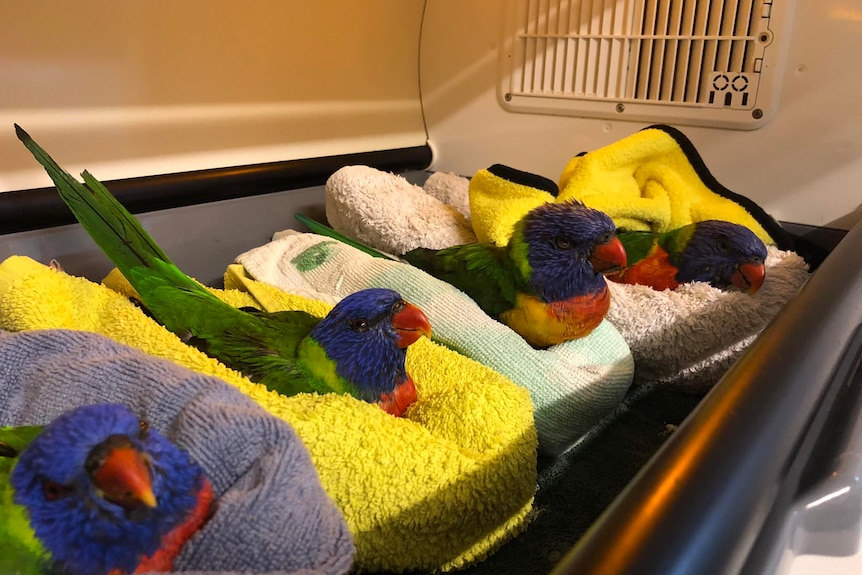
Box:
642 124 831 270
0 144 433 235
488 163 560 196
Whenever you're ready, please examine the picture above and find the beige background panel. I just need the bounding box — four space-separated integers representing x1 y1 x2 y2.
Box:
0 1 427 191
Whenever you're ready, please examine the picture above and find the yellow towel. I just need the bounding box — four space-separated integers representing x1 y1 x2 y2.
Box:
557 125 775 244
469 125 779 247
468 166 554 246
0 255 538 573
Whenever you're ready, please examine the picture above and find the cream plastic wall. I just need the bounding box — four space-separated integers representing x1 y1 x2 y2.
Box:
0 1 427 192
420 0 862 230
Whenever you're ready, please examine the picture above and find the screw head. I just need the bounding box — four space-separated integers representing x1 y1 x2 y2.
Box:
615 103 625 113
504 93 512 102
752 108 764 119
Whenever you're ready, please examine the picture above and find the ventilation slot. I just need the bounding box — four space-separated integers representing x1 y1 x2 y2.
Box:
499 0 795 129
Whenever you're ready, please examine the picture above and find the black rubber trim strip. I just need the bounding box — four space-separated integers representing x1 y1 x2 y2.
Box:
552 220 862 575
0 144 432 235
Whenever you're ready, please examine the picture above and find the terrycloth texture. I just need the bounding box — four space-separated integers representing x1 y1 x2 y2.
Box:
0 255 537 573
467 167 555 247
317 160 811 392
555 124 777 243
422 171 472 219
325 165 476 255
0 328 354 575
378 385 704 575
606 246 810 392
236 231 635 456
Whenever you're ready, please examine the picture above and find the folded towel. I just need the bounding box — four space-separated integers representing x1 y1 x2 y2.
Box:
316 151 811 391
422 171 472 219
606 245 809 392
236 231 635 456
0 255 537 573
555 124 828 268
467 165 561 247
326 165 476 255
0 328 354 575
554 125 777 241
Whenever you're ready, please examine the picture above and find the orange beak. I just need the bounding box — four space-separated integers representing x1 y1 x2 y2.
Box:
590 236 627 275
391 302 432 348
91 445 157 510
732 261 766 294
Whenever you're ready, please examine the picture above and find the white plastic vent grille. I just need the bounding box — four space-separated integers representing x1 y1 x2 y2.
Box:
499 0 796 129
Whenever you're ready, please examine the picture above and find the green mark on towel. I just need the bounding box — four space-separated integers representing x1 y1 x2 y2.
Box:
291 241 337 272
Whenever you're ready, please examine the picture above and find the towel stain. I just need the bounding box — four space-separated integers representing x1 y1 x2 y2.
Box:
291 241 338 271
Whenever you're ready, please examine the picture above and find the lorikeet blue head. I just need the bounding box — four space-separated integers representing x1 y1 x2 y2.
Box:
514 200 627 302
308 288 431 403
10 403 207 575
674 220 768 293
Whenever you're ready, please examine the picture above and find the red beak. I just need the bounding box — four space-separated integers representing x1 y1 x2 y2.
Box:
590 236 627 275
91 445 157 510
391 302 432 348
732 261 766 294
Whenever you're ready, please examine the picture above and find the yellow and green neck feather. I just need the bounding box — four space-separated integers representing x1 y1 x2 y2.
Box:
507 223 534 284
661 225 697 262
296 338 358 397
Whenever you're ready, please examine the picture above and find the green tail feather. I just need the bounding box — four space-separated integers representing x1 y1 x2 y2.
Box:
15 125 220 330
294 213 403 261
16 125 333 398
16 125 172 275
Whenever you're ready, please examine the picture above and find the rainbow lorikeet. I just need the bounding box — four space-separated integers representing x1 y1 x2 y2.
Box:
16 125 431 417
296 200 627 348
609 220 768 293
0 403 214 575
401 200 628 348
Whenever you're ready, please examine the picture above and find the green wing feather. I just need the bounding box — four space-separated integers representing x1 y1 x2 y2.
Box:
618 225 696 266
15 125 324 397
0 427 52 575
616 231 660 265
0 426 44 457
403 243 523 318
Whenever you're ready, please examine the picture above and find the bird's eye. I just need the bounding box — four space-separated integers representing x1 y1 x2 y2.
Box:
349 318 369 332
554 236 574 250
391 301 406 314
41 478 71 502
597 232 613 245
716 237 731 253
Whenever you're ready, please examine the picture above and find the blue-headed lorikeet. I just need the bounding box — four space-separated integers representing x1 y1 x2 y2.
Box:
609 220 768 293
294 198 627 349
0 403 214 575
402 199 628 348
16 125 431 417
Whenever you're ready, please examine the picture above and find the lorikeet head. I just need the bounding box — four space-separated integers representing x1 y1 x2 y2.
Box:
10 403 207 575
675 220 768 293
309 288 431 400
514 201 627 302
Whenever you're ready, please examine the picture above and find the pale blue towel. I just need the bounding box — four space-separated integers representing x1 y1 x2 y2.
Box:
0 328 355 575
